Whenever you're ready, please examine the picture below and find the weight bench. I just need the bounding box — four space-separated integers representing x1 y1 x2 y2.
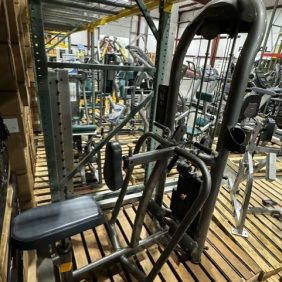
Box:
10 142 120 280
11 196 104 250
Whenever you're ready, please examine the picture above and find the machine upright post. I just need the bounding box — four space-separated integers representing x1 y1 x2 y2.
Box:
194 0 266 261
29 0 61 201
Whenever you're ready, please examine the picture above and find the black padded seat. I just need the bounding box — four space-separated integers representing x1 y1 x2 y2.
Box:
11 196 104 250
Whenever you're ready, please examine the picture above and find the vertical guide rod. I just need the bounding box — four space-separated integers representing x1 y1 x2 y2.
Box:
91 30 96 125
258 0 279 69
211 35 238 143
68 36 71 53
29 0 61 201
191 40 211 139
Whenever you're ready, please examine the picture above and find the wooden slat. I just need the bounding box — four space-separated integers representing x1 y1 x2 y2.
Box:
0 185 13 282
32 134 282 281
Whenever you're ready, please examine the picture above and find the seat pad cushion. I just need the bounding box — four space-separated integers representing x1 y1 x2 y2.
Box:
11 196 104 250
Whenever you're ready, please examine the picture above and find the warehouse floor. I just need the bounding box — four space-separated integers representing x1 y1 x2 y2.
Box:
29 134 282 282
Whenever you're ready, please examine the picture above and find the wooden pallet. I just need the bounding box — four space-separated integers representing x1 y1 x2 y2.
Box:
0 184 13 282
214 179 282 282
32 135 282 281
69 194 281 282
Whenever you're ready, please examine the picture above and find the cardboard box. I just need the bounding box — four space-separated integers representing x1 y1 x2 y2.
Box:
0 43 18 91
0 91 23 115
0 0 10 43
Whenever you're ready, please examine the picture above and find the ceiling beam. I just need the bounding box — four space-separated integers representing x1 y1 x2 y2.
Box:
86 0 131 8
42 0 117 15
44 12 97 22
45 23 75 32
44 8 98 19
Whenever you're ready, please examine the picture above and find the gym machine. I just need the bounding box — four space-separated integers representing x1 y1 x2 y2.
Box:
228 87 282 237
10 0 266 281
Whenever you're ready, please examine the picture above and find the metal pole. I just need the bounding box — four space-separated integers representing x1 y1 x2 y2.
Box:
194 0 266 262
48 61 155 74
46 26 81 53
259 0 279 68
68 36 71 53
210 35 220 67
191 40 211 138
45 32 63 46
91 30 96 125
135 0 159 40
145 1 177 185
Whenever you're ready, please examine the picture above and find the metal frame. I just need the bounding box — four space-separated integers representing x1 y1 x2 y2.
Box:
67 132 211 281
145 0 177 186
47 62 155 75
135 0 159 40
29 0 62 201
162 0 266 262
48 70 74 199
42 0 118 15
59 92 153 190
228 120 282 237
43 0 179 51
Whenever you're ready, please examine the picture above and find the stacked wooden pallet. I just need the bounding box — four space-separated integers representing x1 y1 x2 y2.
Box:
0 184 13 282
0 0 38 280
0 0 36 210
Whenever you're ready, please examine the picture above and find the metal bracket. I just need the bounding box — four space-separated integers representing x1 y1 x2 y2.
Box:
231 227 249 238
135 0 159 40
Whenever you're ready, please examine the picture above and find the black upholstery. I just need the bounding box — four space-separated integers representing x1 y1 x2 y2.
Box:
239 93 262 121
11 196 104 250
104 142 123 191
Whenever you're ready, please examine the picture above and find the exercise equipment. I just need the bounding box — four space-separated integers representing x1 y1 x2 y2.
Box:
158 0 266 261
228 87 282 237
10 0 266 281
11 134 211 281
